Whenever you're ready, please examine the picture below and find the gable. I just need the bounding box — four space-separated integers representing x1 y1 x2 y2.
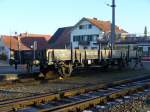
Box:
72 18 101 32
73 17 127 34
49 26 73 48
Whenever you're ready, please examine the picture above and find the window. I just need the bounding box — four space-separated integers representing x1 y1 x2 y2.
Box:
79 25 83 29
73 36 80 41
148 47 150 55
138 47 143 51
75 47 79 49
79 24 92 30
96 34 99 37
79 36 84 41
0 47 4 51
73 36 76 41
1 47 4 50
87 35 93 41
88 24 92 29
92 47 97 49
148 47 150 51
74 35 95 42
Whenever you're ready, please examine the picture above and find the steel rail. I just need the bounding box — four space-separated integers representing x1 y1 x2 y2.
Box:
0 76 149 112
39 82 150 112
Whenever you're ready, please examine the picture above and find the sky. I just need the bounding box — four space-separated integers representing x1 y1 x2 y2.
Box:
0 0 150 35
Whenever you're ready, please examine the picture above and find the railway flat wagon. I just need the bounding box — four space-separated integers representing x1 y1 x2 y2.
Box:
39 48 138 77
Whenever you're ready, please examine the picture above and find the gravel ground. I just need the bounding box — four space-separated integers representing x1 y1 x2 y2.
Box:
0 92 33 101
0 62 150 101
83 94 150 112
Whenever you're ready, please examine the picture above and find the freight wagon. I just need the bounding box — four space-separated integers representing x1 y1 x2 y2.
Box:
38 48 138 77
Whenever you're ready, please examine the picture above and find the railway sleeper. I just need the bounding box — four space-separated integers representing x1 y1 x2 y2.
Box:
51 96 107 112
51 86 148 112
1 78 149 112
34 100 42 105
12 103 27 111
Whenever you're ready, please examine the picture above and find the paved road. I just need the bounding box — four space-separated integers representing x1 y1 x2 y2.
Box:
0 65 39 74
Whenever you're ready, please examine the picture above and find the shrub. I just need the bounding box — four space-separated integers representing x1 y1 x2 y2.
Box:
0 53 7 60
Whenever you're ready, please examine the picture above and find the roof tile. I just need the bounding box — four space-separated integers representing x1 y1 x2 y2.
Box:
49 26 73 48
2 33 51 51
85 18 127 33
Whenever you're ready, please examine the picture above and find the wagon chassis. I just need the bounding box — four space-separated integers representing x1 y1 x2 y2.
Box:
40 48 139 78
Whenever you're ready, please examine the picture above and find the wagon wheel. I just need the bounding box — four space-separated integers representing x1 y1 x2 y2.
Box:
63 64 73 77
58 63 73 78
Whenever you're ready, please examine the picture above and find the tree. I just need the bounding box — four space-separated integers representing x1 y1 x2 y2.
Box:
144 26 147 37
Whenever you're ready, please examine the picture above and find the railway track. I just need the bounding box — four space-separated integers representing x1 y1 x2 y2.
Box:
0 76 149 112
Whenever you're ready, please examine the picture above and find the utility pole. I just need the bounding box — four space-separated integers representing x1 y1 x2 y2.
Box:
111 0 116 50
17 35 21 64
9 32 12 60
33 41 37 60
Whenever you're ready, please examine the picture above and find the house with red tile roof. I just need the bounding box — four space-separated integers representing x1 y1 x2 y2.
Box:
49 17 127 49
20 33 51 50
20 32 51 41
0 33 51 63
71 17 127 49
0 35 30 61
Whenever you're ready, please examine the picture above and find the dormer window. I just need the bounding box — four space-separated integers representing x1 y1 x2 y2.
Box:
79 25 83 29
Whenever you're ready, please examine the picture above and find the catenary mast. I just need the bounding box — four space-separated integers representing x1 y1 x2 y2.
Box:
111 0 116 50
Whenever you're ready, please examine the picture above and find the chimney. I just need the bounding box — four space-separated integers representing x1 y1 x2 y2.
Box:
26 32 29 37
93 17 97 20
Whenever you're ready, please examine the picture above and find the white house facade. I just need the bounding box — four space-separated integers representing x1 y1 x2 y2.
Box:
71 19 104 49
0 36 10 60
70 18 127 49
